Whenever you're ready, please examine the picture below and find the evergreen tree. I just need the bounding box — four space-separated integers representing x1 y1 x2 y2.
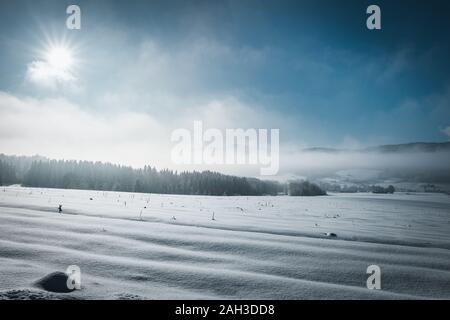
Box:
7 156 284 196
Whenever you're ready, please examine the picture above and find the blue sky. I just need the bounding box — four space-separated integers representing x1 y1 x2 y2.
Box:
0 0 449 173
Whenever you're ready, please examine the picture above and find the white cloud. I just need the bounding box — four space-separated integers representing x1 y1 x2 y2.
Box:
0 92 166 167
337 135 363 150
0 91 294 176
442 126 450 139
26 60 77 90
2 90 449 180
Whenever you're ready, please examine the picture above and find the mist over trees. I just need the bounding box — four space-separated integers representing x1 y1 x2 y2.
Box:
0 155 282 196
288 181 326 196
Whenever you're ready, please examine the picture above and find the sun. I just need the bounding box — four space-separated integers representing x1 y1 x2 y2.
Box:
26 35 82 87
45 46 73 71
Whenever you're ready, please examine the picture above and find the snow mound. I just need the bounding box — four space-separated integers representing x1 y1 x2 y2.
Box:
34 271 74 293
0 289 78 300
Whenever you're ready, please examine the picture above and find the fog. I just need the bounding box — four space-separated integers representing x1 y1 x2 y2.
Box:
279 149 450 185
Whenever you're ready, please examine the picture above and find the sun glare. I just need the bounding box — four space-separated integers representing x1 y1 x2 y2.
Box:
46 46 73 70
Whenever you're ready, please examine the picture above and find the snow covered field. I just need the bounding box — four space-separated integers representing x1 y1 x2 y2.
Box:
0 186 449 299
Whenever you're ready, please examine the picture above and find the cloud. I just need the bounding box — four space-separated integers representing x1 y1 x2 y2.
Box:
337 135 363 150
0 91 293 175
10 28 448 178
26 60 77 90
1 90 449 181
442 126 450 139
376 48 413 82
108 37 269 98
0 92 166 167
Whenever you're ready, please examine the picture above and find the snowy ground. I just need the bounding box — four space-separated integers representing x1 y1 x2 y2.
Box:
0 186 449 299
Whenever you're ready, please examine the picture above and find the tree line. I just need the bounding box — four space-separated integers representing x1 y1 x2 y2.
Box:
0 155 283 196
0 160 18 186
288 180 327 196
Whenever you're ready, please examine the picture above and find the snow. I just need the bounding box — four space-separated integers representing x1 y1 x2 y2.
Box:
0 186 449 299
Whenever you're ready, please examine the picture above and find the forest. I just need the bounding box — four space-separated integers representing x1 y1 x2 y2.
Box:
0 154 284 196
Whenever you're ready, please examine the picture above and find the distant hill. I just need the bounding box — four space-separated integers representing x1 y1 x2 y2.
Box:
297 142 450 191
303 142 450 153
363 142 450 153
